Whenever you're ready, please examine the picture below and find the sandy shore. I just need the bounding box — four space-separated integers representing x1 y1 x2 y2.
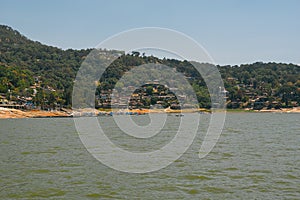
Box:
256 107 300 113
0 107 299 119
0 107 70 119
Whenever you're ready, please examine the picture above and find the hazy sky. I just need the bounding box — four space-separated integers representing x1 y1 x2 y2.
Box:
1 0 299 65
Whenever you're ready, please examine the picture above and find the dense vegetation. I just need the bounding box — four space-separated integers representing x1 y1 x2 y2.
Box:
0 25 299 109
219 63 299 109
0 25 93 107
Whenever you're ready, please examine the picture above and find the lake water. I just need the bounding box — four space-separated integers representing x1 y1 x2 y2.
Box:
0 113 299 199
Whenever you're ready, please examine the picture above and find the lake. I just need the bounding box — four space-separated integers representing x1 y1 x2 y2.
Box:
0 113 299 199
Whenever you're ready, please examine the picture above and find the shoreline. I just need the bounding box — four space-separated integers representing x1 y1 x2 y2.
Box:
0 107 70 119
255 107 300 113
0 107 299 119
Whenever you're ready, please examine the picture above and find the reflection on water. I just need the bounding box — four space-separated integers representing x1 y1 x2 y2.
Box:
0 113 299 199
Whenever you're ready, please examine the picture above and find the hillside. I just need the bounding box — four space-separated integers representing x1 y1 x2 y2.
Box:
0 25 299 110
219 63 299 109
0 25 93 107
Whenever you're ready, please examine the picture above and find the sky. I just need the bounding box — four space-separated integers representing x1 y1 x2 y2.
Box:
1 0 300 65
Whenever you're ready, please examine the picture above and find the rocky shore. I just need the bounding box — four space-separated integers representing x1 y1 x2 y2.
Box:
0 107 299 119
256 107 300 113
0 107 70 119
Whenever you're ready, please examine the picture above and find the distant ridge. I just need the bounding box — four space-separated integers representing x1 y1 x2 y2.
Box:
0 25 299 109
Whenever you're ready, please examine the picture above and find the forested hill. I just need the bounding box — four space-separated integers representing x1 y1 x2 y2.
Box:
0 25 299 109
218 63 299 109
0 25 92 105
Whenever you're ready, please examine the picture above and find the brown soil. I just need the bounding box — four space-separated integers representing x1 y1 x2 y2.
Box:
0 108 70 118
